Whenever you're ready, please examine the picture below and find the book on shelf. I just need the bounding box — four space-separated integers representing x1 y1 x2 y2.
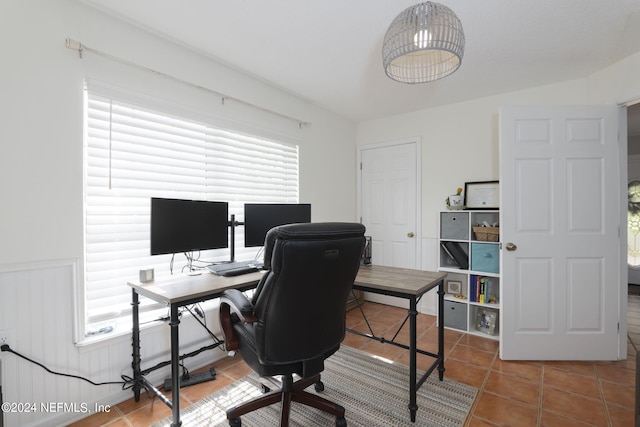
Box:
470 275 498 304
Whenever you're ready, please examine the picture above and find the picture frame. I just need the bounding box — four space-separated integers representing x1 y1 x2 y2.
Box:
475 308 498 335
464 181 499 210
446 280 462 295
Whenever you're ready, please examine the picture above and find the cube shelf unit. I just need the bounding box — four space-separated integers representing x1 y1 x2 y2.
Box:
438 210 500 340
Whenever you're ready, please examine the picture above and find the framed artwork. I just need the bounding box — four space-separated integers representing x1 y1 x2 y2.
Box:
464 181 499 210
475 308 498 335
446 280 462 294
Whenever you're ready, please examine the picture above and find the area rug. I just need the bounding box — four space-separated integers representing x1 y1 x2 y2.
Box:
153 346 476 426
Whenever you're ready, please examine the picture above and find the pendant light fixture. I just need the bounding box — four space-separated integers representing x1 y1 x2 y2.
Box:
382 2 465 84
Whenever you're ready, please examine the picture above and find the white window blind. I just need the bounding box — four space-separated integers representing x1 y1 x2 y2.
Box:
84 88 299 331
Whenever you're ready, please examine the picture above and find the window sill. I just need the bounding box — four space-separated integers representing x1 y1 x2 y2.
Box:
75 299 224 351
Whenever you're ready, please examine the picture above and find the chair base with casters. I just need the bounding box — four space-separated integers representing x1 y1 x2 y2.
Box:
220 293 349 427
225 372 347 427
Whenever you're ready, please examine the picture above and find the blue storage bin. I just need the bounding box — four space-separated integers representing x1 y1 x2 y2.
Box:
471 242 499 274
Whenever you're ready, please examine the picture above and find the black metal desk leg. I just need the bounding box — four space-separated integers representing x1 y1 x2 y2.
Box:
131 289 141 402
408 296 418 422
170 304 182 427
438 280 445 380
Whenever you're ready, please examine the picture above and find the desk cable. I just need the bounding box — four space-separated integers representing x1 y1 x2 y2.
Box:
0 344 133 388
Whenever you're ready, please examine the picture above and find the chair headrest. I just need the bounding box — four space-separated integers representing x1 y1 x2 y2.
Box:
262 222 365 270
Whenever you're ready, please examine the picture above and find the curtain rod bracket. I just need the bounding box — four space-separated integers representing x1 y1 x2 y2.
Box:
65 38 83 58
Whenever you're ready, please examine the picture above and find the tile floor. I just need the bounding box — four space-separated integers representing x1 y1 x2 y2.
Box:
71 297 639 427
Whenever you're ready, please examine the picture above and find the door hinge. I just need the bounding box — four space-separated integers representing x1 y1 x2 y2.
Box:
360 162 362 170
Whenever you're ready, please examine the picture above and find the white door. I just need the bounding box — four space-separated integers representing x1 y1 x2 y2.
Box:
360 141 418 270
500 105 621 360
359 140 419 307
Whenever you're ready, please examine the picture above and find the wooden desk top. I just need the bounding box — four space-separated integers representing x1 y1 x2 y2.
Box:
128 271 264 305
128 265 445 305
354 265 446 297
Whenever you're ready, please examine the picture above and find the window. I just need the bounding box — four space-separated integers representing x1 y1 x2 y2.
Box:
629 180 640 267
82 86 299 338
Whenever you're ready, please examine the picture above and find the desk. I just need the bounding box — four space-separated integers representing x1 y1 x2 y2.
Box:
351 265 446 422
129 265 445 426
129 271 263 427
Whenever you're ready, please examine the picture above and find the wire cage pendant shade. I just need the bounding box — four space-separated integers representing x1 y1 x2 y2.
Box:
383 2 465 84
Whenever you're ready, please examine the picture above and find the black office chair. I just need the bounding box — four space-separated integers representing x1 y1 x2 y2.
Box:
219 222 366 427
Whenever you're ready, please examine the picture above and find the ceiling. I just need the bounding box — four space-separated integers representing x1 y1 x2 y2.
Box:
80 0 640 123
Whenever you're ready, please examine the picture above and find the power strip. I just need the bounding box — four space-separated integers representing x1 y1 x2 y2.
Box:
164 367 216 391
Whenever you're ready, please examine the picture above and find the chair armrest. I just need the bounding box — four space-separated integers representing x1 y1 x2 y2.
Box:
219 289 258 351
221 289 254 317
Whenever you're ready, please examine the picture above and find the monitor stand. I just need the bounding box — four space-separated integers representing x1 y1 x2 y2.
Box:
228 214 244 263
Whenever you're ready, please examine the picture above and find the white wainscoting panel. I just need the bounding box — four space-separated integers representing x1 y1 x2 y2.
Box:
0 260 226 427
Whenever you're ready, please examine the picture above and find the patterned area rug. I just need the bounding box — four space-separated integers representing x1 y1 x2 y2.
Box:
154 346 476 426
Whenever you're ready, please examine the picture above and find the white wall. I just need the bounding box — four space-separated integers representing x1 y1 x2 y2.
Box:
356 79 589 240
0 0 358 267
587 52 640 106
0 1 357 426
357 50 640 316
357 50 640 241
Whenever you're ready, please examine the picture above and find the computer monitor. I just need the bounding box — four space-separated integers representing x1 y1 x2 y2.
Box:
150 198 229 255
244 203 311 247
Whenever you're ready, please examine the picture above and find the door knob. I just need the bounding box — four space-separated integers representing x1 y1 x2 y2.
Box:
506 242 517 251
407 232 415 238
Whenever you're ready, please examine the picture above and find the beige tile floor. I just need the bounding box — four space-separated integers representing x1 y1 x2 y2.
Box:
71 297 639 426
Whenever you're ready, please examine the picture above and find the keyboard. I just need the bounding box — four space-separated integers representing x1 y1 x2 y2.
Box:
208 260 263 277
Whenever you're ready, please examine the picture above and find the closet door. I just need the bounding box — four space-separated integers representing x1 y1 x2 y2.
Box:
359 140 419 307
